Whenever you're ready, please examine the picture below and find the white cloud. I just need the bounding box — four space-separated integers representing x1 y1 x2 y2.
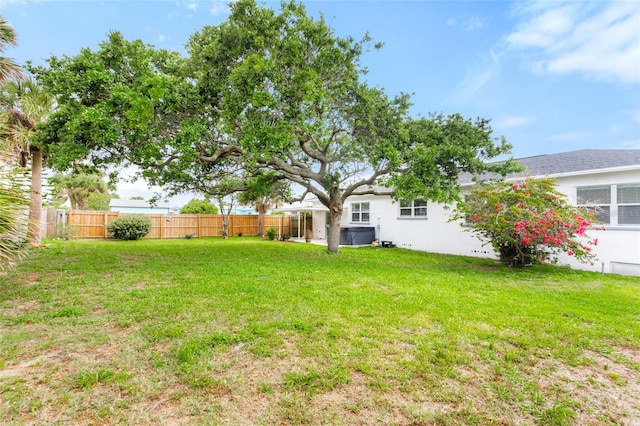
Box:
448 48 502 104
158 34 166 42
463 16 484 31
506 1 640 85
446 18 457 27
186 2 197 12
494 115 535 129
209 1 232 16
0 0 24 10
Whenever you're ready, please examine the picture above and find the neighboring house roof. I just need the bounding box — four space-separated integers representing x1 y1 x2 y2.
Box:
109 199 171 209
460 149 640 185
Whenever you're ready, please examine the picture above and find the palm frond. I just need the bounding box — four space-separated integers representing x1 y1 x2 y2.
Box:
0 169 29 270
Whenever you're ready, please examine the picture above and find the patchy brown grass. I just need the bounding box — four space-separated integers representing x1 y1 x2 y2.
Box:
1 239 638 425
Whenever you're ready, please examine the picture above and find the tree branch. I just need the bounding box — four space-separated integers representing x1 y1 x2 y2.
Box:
342 168 390 202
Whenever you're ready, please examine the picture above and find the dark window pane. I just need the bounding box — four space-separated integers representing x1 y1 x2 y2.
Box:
414 207 427 216
400 208 412 216
352 212 359 222
361 212 370 222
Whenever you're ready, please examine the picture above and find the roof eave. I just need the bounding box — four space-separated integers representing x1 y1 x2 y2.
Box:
460 164 640 187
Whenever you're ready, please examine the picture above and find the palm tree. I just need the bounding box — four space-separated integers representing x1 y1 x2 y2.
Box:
0 14 28 267
0 77 54 246
0 16 22 81
238 177 292 236
49 164 113 210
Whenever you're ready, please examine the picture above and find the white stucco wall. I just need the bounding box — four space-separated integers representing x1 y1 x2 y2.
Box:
310 168 640 276
543 168 640 275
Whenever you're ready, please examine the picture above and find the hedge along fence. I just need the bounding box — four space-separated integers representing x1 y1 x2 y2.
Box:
60 210 292 239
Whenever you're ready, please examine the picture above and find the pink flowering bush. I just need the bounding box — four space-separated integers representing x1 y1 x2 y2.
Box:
454 178 601 267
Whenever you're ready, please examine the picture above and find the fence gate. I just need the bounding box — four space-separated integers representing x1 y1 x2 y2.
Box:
44 208 69 238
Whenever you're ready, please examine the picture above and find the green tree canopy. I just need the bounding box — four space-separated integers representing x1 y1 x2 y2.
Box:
31 0 519 252
180 198 219 215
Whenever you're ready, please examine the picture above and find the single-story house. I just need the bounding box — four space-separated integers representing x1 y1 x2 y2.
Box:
109 199 172 214
305 149 640 276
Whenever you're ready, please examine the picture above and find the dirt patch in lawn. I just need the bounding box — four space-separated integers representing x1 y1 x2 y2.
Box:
2 300 41 317
2 334 638 425
537 348 640 425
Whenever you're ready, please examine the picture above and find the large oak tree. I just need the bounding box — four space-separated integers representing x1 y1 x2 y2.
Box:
32 0 517 252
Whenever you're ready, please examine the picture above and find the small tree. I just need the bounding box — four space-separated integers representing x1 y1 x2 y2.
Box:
454 178 601 267
238 172 292 236
180 198 219 215
49 165 113 210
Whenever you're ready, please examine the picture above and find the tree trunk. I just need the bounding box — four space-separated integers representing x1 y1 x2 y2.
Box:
256 203 268 236
326 194 343 253
27 149 42 246
221 217 228 239
217 196 231 239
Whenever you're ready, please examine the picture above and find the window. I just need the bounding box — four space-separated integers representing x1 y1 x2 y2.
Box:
399 199 427 218
351 202 370 223
617 184 640 225
577 186 611 224
577 183 640 226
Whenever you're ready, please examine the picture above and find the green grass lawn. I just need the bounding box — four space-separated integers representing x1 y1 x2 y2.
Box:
1 238 639 425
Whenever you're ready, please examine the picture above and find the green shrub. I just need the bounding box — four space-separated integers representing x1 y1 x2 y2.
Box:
454 178 600 267
265 227 277 241
107 215 152 240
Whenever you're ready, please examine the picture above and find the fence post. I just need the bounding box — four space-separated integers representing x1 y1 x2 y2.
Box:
198 215 202 238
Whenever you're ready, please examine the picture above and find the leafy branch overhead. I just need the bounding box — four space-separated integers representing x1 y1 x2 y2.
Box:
31 0 519 252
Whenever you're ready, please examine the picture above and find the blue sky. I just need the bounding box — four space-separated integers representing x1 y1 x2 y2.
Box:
1 0 639 202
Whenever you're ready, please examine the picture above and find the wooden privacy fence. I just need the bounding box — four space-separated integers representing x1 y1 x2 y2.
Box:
57 210 292 239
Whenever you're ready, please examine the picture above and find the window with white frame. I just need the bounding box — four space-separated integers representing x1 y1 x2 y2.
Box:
577 186 611 224
617 184 640 225
399 199 427 218
351 202 370 223
577 183 640 226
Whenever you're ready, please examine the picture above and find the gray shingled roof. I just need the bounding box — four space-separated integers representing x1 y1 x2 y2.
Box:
460 149 640 184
